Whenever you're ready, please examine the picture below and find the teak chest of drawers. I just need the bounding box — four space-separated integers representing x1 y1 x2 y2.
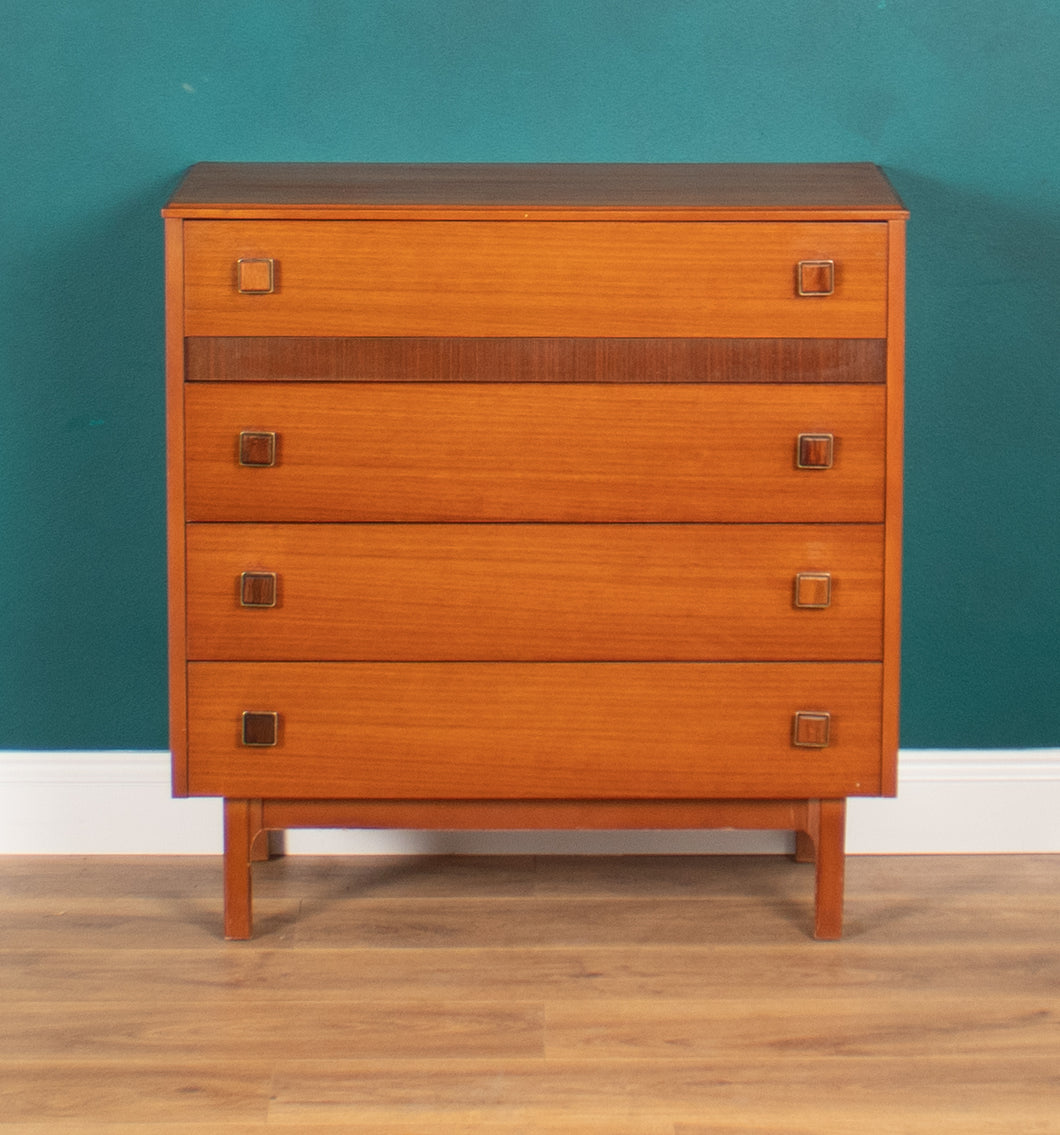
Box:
163 163 906 939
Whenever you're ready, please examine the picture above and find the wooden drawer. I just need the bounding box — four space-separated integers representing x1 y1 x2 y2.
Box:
186 523 884 662
186 661 884 799
182 220 888 338
184 383 885 522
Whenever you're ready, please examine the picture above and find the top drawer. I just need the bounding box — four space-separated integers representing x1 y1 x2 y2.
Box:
182 220 889 338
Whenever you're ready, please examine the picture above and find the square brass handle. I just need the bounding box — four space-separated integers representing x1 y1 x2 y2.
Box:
242 712 279 747
792 711 831 748
240 572 278 608
238 431 277 467
797 260 835 296
796 433 834 470
794 572 832 609
236 258 275 294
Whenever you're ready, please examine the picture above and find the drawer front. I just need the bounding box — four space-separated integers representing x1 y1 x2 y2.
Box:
182 220 888 338
186 662 884 799
184 383 885 522
186 523 884 662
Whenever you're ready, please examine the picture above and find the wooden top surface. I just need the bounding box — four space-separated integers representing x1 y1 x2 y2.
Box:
163 162 907 221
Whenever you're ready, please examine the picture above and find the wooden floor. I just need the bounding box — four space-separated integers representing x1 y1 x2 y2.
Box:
0 853 1057 1133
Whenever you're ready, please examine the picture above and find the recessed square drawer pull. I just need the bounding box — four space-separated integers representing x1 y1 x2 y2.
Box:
236 257 275 294
240 571 278 608
241 711 279 747
797 260 835 296
796 433 834 469
238 431 277 467
794 572 832 609
792 711 831 748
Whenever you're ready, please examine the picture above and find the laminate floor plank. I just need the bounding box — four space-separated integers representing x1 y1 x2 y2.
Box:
0 1001 544 1061
0 853 1057 1132
0 853 540 900
287 895 821 947
674 1109 1055 1135
266 1054 1059 1126
0 1129 332 1135
544 994 1059 1059
0 896 303 949
0 1124 675 1135
0 1061 272 1124
286 891 1058 948
532 849 1060 899
252 851 542 899
4 941 1055 1001
9 887 1050 950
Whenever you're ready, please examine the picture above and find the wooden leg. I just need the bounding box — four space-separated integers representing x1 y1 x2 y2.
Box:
248 799 271 862
793 828 816 864
811 799 846 940
248 801 286 861
223 798 254 940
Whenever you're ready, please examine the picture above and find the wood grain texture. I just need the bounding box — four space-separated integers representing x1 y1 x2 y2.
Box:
163 161 909 218
164 219 189 795
1 855 1054 1131
0 1063 272 1125
185 661 884 799
265 1055 1060 1122
185 336 888 384
185 523 884 662
165 165 906 941
881 217 907 797
544 994 1059 1058
807 797 847 939
223 798 253 940
259 799 811 834
1 1001 543 1060
183 383 886 523
182 219 888 338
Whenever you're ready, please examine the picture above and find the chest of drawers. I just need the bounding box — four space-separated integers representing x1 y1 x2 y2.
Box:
163 163 906 939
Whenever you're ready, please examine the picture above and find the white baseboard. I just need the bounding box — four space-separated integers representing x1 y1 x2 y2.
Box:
0 749 1057 855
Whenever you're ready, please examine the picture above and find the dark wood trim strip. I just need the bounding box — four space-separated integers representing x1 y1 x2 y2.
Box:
185 337 886 384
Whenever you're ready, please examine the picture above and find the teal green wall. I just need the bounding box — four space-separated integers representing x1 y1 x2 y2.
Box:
2 1 1057 750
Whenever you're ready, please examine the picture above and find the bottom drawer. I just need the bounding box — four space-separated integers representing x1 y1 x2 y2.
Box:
186 662 882 799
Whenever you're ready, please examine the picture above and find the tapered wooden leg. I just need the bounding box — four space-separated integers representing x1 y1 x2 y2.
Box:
811 799 846 940
223 798 254 940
